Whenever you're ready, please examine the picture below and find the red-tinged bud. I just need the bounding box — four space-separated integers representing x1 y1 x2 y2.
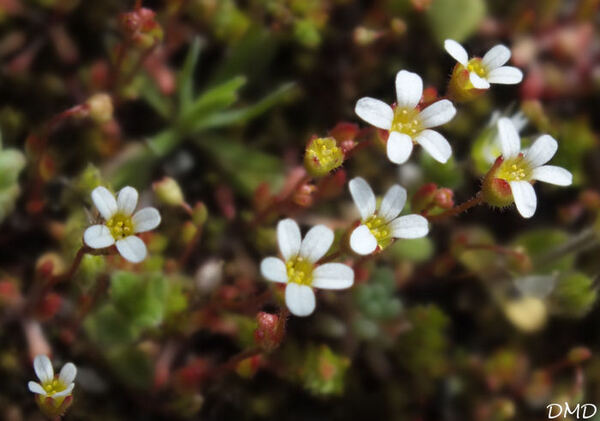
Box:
35 253 65 281
39 152 56 182
0 280 21 307
215 185 235 220
580 190 600 210
421 86 439 106
292 183 316 208
329 122 359 143
304 136 344 177
85 93 114 124
236 355 262 378
254 312 283 352
568 346 592 364
411 0 434 11
119 8 163 49
35 293 62 321
316 169 347 199
90 60 110 89
175 358 209 389
447 63 486 103
411 183 437 213
36 394 74 419
481 156 515 208
434 188 454 209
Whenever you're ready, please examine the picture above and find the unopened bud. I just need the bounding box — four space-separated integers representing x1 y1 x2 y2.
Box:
235 355 261 378
503 297 547 333
191 202 208 226
567 346 592 364
85 93 113 124
292 183 316 207
411 183 437 213
153 177 185 207
35 253 65 280
254 312 283 352
35 293 63 321
434 188 454 209
304 136 344 177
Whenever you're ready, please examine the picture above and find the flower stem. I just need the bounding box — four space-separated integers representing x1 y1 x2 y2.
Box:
49 245 91 286
426 192 483 222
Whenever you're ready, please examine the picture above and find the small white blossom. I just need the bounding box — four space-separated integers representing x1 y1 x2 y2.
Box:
260 219 354 317
483 111 528 165
444 39 523 89
28 355 76 400
495 117 572 218
348 177 429 255
355 70 456 165
84 186 161 263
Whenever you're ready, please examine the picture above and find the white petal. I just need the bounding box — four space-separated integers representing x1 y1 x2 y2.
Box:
349 177 376 220
349 225 378 255
415 129 452 163
389 214 429 239
525 134 558 167
531 165 573 186
379 184 407 222
444 39 468 65
117 186 138 215
58 363 77 385
395 70 423 109
277 218 301 260
469 72 491 89
260 257 288 283
52 383 74 398
312 263 354 290
354 97 393 130
482 44 511 70
497 117 521 158
386 131 414 164
285 283 316 317
487 66 523 84
91 186 117 220
132 207 161 233
515 275 557 299
115 236 147 263
84 225 115 249
510 181 537 218
419 100 456 129
300 225 334 263
33 355 53 384
28 381 46 395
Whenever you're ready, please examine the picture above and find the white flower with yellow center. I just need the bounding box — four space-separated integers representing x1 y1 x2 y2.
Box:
260 219 354 317
444 39 523 89
348 177 429 255
496 117 572 218
355 70 456 165
84 186 161 263
28 355 76 402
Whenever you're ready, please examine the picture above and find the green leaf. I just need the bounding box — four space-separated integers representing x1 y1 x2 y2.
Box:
550 272 597 318
198 137 284 196
390 237 434 263
190 82 296 131
140 76 172 120
512 229 574 274
426 0 486 43
83 304 137 346
177 37 204 110
178 76 247 132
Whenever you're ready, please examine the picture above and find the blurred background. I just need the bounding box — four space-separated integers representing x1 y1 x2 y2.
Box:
1 0 600 420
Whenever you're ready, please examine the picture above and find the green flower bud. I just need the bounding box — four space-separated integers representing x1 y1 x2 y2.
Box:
153 177 185 207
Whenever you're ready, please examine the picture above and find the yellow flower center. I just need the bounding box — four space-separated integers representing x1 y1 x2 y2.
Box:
286 256 314 286
42 378 67 395
106 213 134 240
364 215 393 249
496 156 532 182
466 58 487 78
304 137 344 177
391 107 422 137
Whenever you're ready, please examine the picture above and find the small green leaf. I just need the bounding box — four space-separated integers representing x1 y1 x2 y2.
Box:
426 0 486 43
177 37 204 110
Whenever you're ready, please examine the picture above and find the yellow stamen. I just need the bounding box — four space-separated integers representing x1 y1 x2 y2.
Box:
364 215 393 250
496 156 532 182
466 58 487 77
286 256 314 286
106 213 134 240
391 107 422 137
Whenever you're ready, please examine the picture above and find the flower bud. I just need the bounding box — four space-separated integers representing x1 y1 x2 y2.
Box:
567 346 592 365
254 312 283 352
235 355 261 378
35 293 63 321
35 252 65 281
503 297 547 333
304 136 344 177
191 202 208 226
153 177 185 207
434 188 454 209
481 157 515 208
411 183 437 213
85 93 113 124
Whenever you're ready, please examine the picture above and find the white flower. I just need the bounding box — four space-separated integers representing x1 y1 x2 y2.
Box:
495 117 572 218
444 39 523 89
84 186 161 263
348 177 429 255
28 355 76 400
483 111 528 165
355 70 456 165
260 219 354 317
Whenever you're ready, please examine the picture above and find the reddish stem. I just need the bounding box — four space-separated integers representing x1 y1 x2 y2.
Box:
426 192 483 222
